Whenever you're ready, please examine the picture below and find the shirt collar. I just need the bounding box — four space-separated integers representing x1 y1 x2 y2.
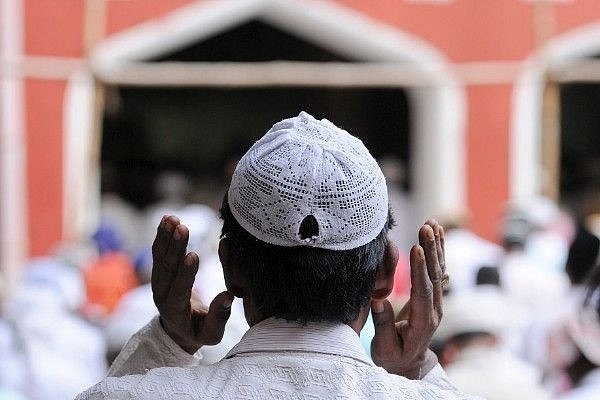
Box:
224 317 374 366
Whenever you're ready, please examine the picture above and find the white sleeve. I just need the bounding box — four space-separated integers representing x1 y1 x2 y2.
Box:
107 316 202 377
421 363 463 391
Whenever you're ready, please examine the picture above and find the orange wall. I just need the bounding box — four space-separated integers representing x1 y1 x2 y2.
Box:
336 0 536 61
25 0 84 57
555 0 600 34
24 80 66 255
106 0 193 35
24 0 85 255
466 85 511 241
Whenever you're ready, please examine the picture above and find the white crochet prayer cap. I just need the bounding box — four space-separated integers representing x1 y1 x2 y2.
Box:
434 287 506 342
228 111 388 250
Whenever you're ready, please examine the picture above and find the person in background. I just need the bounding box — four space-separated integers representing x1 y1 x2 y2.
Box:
521 196 575 276
549 265 600 399
439 208 504 293
0 275 28 400
103 247 158 363
82 224 139 321
435 287 550 400
498 205 570 371
77 111 471 399
499 206 569 315
99 163 142 255
565 225 600 295
7 257 107 400
142 170 194 246
379 155 414 256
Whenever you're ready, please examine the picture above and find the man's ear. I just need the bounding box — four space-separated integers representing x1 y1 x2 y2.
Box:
218 238 245 298
372 241 398 300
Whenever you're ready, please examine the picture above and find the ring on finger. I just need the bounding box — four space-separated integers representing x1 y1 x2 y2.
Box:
441 272 450 288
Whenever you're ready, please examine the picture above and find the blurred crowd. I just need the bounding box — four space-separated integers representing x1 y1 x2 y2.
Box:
427 196 600 400
0 168 599 400
0 171 249 400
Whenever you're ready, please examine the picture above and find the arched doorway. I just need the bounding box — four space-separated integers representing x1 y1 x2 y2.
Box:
512 22 600 226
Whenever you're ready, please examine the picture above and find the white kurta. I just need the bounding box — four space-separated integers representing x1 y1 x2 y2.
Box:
77 317 478 399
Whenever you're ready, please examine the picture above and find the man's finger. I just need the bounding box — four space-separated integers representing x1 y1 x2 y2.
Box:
423 220 444 317
152 216 180 302
198 291 234 345
370 299 399 362
420 222 441 282
152 215 178 261
408 243 433 332
162 224 190 275
167 252 200 313
432 222 445 318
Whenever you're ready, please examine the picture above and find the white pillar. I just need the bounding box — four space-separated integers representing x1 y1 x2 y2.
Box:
0 0 27 309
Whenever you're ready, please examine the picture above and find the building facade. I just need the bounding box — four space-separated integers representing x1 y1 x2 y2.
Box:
2 0 600 283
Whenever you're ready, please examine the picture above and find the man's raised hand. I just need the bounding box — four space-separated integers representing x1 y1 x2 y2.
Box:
151 215 233 354
370 219 446 379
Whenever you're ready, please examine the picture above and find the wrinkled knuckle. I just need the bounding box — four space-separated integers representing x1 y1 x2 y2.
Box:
417 283 433 298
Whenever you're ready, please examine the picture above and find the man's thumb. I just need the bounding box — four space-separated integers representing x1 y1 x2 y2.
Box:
370 299 399 360
200 291 234 345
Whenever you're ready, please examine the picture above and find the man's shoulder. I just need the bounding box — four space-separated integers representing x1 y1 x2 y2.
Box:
78 358 476 400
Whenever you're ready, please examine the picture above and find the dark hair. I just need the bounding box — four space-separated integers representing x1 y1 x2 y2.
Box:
566 226 600 285
583 264 600 320
475 265 501 287
220 193 393 324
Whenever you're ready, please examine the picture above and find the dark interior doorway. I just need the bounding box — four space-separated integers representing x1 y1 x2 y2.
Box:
102 86 410 210
100 19 411 211
560 81 600 222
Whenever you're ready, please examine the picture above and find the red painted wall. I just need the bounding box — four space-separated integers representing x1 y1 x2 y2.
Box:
24 0 84 255
25 0 84 57
466 85 511 240
106 0 193 35
337 0 536 61
24 80 66 255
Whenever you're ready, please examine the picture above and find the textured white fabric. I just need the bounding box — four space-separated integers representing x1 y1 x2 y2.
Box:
0 319 27 396
443 228 504 292
444 346 551 400
435 287 507 342
77 317 477 399
228 111 388 250
104 284 159 355
106 316 200 378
